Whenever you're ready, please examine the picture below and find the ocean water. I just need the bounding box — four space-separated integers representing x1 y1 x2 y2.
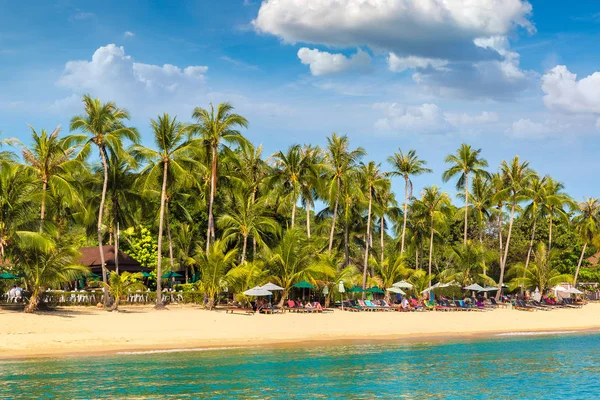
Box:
1 332 599 399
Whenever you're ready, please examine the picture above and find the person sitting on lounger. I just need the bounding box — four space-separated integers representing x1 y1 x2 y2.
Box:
401 297 410 310
313 302 323 311
305 301 314 312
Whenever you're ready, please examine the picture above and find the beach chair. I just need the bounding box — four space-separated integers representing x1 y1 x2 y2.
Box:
514 299 536 311
379 299 396 311
364 299 384 311
358 299 377 311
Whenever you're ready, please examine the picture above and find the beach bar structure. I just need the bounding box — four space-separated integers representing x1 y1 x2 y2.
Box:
77 246 149 275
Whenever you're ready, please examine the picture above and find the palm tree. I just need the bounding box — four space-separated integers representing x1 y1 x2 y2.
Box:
373 185 400 265
440 242 494 287
522 175 547 281
496 156 533 298
12 126 81 226
69 95 139 306
371 255 412 302
507 243 573 293
542 178 573 251
195 240 238 309
467 176 493 275
97 272 146 311
299 144 323 239
442 144 489 245
218 193 280 263
573 198 600 285
387 149 431 253
190 103 248 251
413 186 451 287
359 161 388 291
131 113 201 308
173 223 201 283
324 134 365 253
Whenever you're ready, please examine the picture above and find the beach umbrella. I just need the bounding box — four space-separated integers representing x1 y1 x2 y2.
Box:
243 286 273 296
392 281 413 289
0 272 18 279
366 287 385 294
162 271 183 279
141 272 152 278
293 280 315 289
322 285 329 295
564 287 583 295
260 282 284 291
481 286 498 292
386 287 405 295
463 283 485 292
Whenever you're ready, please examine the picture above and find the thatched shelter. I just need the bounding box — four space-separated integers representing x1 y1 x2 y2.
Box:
77 246 148 275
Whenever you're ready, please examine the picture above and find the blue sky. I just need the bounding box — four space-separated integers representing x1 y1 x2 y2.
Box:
1 0 600 202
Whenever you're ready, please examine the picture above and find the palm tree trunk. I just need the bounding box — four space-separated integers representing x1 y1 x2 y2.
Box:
463 173 469 245
40 180 47 231
361 189 373 297
548 215 553 251
428 219 435 288
241 234 248 263
291 196 296 229
415 247 418 269
98 147 110 307
306 200 311 238
495 211 504 300
24 287 41 313
380 217 385 266
574 242 587 285
328 181 340 253
155 161 169 309
344 223 350 266
479 228 486 276
522 217 537 293
166 203 175 272
115 222 119 275
206 146 217 252
401 177 409 253
497 199 515 300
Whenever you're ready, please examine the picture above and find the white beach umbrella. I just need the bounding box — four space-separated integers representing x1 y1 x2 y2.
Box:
260 282 284 291
386 287 406 295
564 287 583 294
482 286 499 292
552 284 567 292
463 283 485 292
338 281 346 293
243 286 273 296
392 281 413 289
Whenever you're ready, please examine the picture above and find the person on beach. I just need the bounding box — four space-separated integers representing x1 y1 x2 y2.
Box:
401 297 410 310
305 301 313 312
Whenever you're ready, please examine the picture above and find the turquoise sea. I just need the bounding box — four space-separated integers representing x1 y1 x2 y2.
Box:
1 332 599 399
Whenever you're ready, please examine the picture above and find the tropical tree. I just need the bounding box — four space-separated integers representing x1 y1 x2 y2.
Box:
359 161 388 291
323 133 365 253
69 95 139 305
573 198 600 284
413 186 451 287
96 272 146 311
12 126 81 225
496 156 533 298
373 185 400 265
522 175 547 279
131 113 201 308
387 149 431 254
195 240 238 309
190 103 248 251
299 144 323 238
467 176 494 275
507 243 573 293
442 144 489 245
440 242 494 287
542 178 573 251
173 223 201 282
218 193 280 263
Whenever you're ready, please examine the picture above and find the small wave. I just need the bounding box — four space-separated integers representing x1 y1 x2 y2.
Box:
116 346 241 355
495 330 578 337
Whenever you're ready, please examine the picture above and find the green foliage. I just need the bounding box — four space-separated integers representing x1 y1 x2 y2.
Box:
122 226 158 269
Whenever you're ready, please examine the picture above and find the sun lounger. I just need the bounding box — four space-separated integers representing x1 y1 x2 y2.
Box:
514 299 536 311
490 298 507 308
226 303 254 315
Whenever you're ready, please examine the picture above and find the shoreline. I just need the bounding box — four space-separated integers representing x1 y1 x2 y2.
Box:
2 304 600 360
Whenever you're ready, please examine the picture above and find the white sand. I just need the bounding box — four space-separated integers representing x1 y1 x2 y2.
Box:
1 303 599 358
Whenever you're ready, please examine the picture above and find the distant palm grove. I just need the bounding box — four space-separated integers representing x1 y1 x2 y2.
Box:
2 95 598 312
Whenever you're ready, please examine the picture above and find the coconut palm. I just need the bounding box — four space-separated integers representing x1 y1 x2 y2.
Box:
413 186 451 287
495 156 533 298
195 240 238 309
218 192 280 263
522 174 548 281
542 178 573 251
190 103 248 251
69 95 139 306
225 260 270 303
373 185 400 265
573 198 600 285
440 242 494 287
442 144 489 245
173 223 201 283
12 126 82 226
299 144 323 238
323 133 365 253
371 255 413 302
387 149 431 254
96 272 146 311
467 176 494 275
507 243 573 293
131 113 201 308
359 161 389 291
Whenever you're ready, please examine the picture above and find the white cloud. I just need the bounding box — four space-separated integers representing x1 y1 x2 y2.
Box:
541 65 600 114
506 118 563 140
57 44 208 101
297 48 371 76
373 103 450 133
444 111 499 127
387 54 447 73
124 31 135 38
596 118 600 130
411 36 532 100
254 0 534 61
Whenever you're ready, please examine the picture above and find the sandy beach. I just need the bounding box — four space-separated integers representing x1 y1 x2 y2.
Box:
1 303 600 359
